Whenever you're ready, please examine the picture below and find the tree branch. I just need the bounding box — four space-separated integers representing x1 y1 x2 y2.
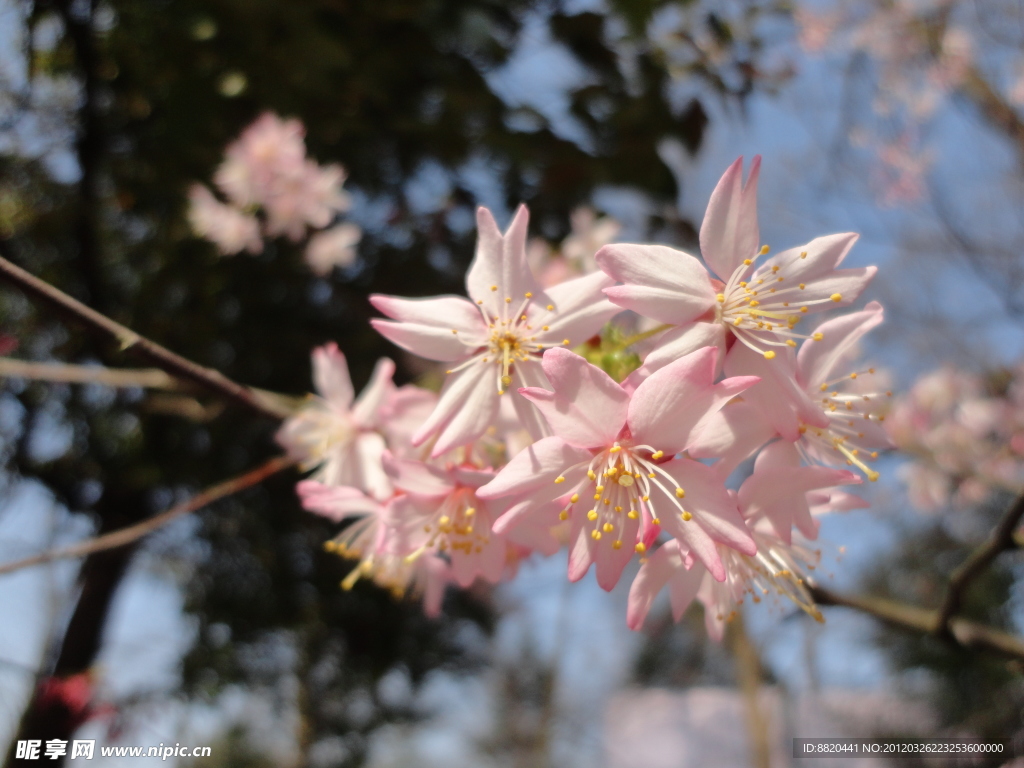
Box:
0 455 297 576
809 585 1024 662
0 357 185 390
934 492 1024 636
0 252 293 420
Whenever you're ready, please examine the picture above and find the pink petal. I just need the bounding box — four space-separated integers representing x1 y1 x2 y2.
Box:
477 436 591 499
667 560 705 622
700 155 761 280
520 348 629 448
739 442 860 542
759 232 859 281
784 267 877 311
687 401 776 478
658 458 756 559
351 357 396 428
296 481 380 522
626 541 686 629
540 270 622 344
596 243 716 325
450 465 496 489
628 347 759 455
411 361 499 455
509 359 552 442
465 205 540 316
797 301 884 388
421 558 450 617
370 317 480 363
382 453 454 497
311 342 354 407
352 432 391 501
369 293 484 333
725 343 829 441
640 321 727 374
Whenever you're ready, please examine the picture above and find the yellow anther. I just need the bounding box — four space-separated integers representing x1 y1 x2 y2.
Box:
477 299 484 305
451 329 458 334
627 510 638 519
648 473 655 479
743 258 753 265
617 474 635 487
562 339 570 345
588 470 596 480
786 339 797 347
868 470 880 482
439 515 450 525
542 325 549 331
609 445 621 453
596 485 605 492
642 495 649 502
324 541 338 552
570 493 579 503
748 300 760 307
614 505 623 512
681 511 692 521
505 297 512 303
490 285 498 291
554 475 566 484
594 494 601 500
603 522 614 533
733 318 743 326
800 306 809 314
799 283 806 290
559 511 569 520
812 332 823 341
675 487 685 498
651 517 661 525
830 293 842 302
591 530 602 540
635 542 647 554
603 498 611 506
820 383 828 391
760 245 770 255
764 350 776 360
613 540 623 550
525 292 533 298
850 372 858 379
587 510 598 521
798 425 807 434
651 450 664 460
716 293 725 302
771 264 780 273
547 304 554 310
501 375 512 386
800 251 808 258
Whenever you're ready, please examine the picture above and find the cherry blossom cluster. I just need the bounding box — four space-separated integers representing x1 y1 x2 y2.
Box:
188 112 361 275
888 366 1024 511
277 156 890 636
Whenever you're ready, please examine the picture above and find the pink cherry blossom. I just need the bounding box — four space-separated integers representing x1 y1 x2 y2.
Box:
627 458 861 636
304 222 362 275
715 301 892 481
477 346 760 590
298 480 450 616
186 184 262 256
276 342 434 499
382 454 512 588
595 156 876 366
369 205 620 456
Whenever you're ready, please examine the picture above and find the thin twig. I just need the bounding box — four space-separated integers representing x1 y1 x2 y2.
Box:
0 253 292 420
0 357 185 390
934 492 1024 636
0 455 297 576
809 585 1024 662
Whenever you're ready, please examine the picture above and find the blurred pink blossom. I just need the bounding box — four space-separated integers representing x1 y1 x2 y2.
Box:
186 184 262 256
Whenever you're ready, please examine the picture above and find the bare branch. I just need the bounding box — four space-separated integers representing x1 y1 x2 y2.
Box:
935 492 1024 636
0 455 297 576
0 252 293 420
0 357 184 390
809 585 1024 662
